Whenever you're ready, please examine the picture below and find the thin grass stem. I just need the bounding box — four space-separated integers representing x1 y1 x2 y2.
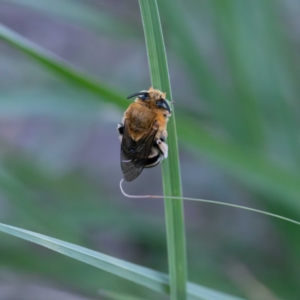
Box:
138 1 187 299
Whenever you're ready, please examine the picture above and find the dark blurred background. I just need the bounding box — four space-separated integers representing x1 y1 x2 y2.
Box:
0 0 300 299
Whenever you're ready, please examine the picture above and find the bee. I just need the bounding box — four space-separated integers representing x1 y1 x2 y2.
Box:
117 87 172 182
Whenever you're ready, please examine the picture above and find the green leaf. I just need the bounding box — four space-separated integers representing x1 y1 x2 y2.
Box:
0 23 127 109
0 222 244 300
138 1 187 299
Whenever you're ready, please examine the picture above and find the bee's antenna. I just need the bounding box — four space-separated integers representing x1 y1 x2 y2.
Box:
119 179 300 226
127 91 149 99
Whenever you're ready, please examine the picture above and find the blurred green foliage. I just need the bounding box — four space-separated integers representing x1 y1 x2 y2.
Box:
0 0 300 299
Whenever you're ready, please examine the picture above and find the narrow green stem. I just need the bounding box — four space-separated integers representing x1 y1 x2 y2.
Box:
138 1 187 299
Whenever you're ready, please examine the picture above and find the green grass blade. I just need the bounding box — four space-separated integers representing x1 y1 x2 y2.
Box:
0 23 127 109
138 1 187 299
0 222 170 294
0 223 244 300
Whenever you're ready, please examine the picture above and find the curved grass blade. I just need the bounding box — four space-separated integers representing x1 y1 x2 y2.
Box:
138 1 187 299
0 223 244 300
0 23 127 109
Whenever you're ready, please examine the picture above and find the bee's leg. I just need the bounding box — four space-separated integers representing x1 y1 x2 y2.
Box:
155 139 168 158
145 147 163 168
160 130 168 142
152 121 159 131
117 123 124 142
117 123 124 135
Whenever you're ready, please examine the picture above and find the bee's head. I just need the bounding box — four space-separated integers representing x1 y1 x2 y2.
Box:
127 87 172 113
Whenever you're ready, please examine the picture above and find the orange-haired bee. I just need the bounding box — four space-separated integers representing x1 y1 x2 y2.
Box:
117 87 172 182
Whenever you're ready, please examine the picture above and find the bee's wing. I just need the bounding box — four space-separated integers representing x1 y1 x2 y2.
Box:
121 120 157 182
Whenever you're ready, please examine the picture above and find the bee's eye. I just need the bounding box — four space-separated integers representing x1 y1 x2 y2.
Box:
156 99 171 113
